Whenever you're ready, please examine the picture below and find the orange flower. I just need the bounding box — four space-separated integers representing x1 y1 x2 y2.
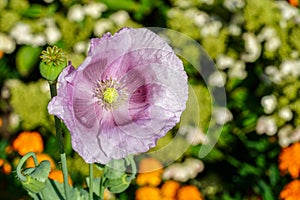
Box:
177 185 203 200
280 179 300 200
26 153 56 170
279 142 300 178
136 157 163 186
0 158 12 175
135 186 162 200
104 188 115 200
5 145 13 155
0 117 2 127
12 131 44 156
0 51 3 59
161 180 181 199
49 169 73 185
289 0 299 7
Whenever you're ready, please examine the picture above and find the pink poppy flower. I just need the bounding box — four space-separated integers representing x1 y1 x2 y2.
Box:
48 28 188 164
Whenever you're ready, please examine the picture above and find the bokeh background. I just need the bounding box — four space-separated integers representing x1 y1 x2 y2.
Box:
1 0 300 199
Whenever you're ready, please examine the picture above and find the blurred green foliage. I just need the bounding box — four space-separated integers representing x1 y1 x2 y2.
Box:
0 0 300 199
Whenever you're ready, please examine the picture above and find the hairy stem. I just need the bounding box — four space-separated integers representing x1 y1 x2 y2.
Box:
49 82 70 200
89 163 94 200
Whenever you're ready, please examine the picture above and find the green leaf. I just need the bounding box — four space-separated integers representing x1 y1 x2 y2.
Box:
258 180 274 200
16 45 42 77
86 177 103 198
269 164 280 187
101 0 139 11
238 163 261 176
28 179 89 200
22 4 44 18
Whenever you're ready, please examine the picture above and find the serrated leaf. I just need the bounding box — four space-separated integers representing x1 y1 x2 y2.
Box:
86 177 102 197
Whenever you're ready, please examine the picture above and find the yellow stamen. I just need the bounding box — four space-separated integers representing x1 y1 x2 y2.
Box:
103 87 119 104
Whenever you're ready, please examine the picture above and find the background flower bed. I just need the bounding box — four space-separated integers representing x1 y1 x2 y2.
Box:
0 0 300 199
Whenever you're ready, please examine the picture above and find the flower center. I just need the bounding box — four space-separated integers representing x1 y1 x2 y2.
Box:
94 78 127 110
103 87 119 104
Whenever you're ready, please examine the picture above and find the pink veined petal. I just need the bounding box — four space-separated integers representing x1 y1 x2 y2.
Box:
82 59 107 83
48 28 188 164
98 123 157 160
88 28 177 77
48 64 75 128
72 128 111 164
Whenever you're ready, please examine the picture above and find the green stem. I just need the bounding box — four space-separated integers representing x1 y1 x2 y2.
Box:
50 83 65 153
89 164 94 200
99 175 105 200
98 166 107 200
49 82 70 200
128 156 136 180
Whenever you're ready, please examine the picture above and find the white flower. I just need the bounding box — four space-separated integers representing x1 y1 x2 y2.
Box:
265 65 282 83
178 125 208 145
162 159 204 182
9 113 21 129
278 126 300 147
10 22 32 44
265 37 281 52
228 24 241 36
45 26 61 45
83 2 107 19
278 107 293 121
216 54 235 69
200 20 222 37
68 4 85 22
228 60 247 79
280 60 300 77
257 27 277 41
276 1 299 21
223 0 245 12
174 0 193 8
256 116 277 136
0 33 16 53
278 125 293 147
31 33 46 47
261 94 277 114
241 32 261 62
212 107 233 125
93 19 113 37
291 50 299 59
43 0 54 3
109 10 129 26
74 41 88 54
193 11 209 27
200 0 214 5
208 71 226 87
257 27 281 52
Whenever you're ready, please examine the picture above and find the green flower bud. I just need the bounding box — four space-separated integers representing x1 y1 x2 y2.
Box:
20 160 51 193
39 46 67 82
105 174 133 193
